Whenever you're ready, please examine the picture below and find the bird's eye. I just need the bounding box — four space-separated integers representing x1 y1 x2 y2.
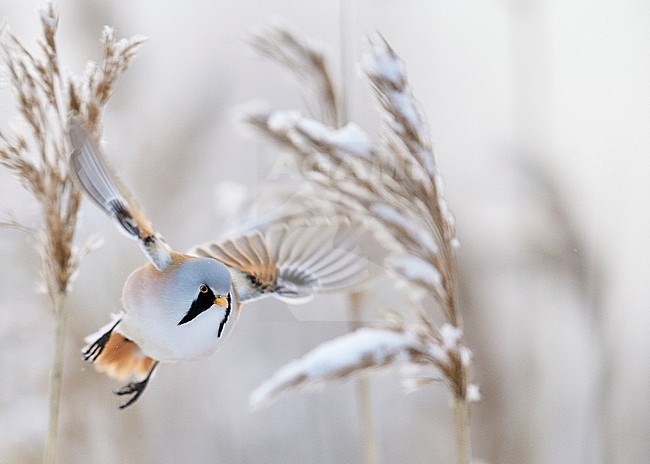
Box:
199 284 209 293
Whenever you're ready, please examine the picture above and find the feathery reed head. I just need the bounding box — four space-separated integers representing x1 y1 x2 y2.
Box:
244 23 476 406
0 2 144 302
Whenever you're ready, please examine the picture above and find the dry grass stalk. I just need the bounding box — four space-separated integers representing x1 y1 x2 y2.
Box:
250 23 340 127
347 290 378 464
0 4 144 463
246 25 476 464
251 22 379 464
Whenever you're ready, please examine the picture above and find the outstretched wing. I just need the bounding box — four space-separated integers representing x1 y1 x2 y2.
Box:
68 119 172 270
192 219 371 304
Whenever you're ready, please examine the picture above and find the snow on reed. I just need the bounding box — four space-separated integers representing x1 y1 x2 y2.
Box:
245 24 477 462
362 37 435 175
251 328 418 407
245 24 474 398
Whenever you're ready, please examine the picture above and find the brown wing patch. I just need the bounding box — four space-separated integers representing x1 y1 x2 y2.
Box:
192 218 372 303
94 332 154 381
198 231 278 291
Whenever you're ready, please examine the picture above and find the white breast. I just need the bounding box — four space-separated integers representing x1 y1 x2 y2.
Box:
118 264 238 362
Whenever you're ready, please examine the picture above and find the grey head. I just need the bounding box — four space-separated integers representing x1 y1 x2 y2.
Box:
166 257 233 329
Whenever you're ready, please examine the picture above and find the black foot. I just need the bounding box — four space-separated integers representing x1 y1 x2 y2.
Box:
114 380 148 409
114 361 159 409
82 319 121 362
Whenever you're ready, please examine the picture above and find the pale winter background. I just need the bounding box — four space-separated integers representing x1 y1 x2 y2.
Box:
0 1 649 463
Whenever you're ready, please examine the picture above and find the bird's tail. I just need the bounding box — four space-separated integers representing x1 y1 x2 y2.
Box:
84 323 154 381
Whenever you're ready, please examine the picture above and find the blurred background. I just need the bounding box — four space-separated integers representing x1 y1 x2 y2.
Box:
1 1 649 463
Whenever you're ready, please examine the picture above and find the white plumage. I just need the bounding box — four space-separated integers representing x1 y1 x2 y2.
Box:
68 119 370 408
119 258 236 362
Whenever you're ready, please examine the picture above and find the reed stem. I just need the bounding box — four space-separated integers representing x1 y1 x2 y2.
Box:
43 291 68 464
348 291 378 464
453 396 471 464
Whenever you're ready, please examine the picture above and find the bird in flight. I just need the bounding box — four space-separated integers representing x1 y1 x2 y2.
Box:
68 120 368 408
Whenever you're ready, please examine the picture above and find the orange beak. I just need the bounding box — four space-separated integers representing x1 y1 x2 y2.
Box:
214 296 228 308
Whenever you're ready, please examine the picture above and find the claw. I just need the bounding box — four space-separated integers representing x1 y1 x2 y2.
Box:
114 381 146 409
114 361 159 409
114 383 139 396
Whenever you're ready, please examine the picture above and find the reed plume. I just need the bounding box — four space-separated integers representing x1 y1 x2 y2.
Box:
0 4 144 463
246 25 477 464
250 23 379 464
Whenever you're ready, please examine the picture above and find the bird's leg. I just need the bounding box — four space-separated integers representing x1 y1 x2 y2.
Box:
82 318 121 362
114 361 160 409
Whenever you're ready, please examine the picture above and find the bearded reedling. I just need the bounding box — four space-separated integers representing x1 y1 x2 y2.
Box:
69 120 368 408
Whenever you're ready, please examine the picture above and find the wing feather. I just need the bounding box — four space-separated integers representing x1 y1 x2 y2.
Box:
68 119 172 269
192 218 371 304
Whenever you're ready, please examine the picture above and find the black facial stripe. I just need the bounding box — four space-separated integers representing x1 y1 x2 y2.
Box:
217 293 232 338
178 287 216 326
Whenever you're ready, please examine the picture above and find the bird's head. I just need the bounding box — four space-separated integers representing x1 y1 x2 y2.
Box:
169 258 233 333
